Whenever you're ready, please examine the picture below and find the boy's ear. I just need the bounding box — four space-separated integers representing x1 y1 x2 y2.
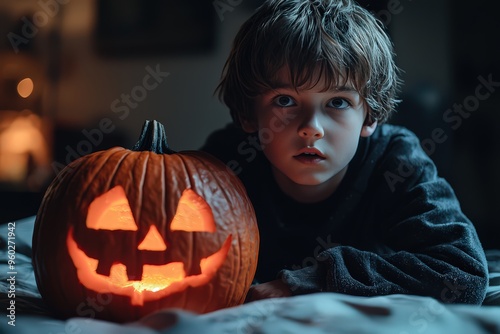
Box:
360 114 377 137
240 117 258 133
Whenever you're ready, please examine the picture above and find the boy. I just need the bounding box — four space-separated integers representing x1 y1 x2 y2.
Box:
201 0 488 304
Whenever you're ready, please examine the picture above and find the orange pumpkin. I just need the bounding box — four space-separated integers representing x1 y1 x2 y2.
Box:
32 120 259 322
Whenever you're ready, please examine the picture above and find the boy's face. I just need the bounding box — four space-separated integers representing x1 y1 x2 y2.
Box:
242 68 377 202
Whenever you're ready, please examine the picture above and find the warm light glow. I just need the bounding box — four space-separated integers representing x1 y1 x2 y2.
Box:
0 111 50 183
170 188 216 232
66 226 232 306
17 78 34 98
138 225 167 251
86 186 138 230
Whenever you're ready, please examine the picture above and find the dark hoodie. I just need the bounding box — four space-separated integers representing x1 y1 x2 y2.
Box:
201 123 488 304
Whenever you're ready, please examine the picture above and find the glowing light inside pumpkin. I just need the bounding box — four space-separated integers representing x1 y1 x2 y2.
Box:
67 187 232 305
17 78 34 98
86 186 137 230
67 226 232 305
171 188 216 232
138 225 167 251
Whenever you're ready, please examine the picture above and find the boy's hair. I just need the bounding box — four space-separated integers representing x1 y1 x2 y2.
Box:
216 0 402 126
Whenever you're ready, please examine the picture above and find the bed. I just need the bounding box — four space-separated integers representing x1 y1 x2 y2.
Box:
1 216 499 334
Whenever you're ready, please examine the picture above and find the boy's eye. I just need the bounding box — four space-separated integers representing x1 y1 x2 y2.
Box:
273 95 296 107
327 98 350 109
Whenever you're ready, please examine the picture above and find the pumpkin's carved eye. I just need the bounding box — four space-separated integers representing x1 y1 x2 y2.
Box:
86 186 137 231
87 186 215 232
170 188 216 233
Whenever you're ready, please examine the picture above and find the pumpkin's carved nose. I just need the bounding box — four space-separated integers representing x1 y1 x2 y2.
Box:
138 226 167 251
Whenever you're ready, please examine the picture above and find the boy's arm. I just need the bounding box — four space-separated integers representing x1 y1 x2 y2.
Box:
282 180 488 304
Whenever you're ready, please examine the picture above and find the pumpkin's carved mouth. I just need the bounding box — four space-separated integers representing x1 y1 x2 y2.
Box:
67 227 232 306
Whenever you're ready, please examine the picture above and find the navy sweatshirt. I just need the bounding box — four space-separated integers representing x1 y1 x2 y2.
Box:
201 123 488 304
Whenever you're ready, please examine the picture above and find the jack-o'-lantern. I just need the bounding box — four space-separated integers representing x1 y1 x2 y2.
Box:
32 120 259 323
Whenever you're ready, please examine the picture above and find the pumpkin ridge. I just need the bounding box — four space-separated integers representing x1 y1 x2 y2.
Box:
205 152 257 304
173 153 229 310
174 153 201 273
158 150 167 241
104 149 134 192
197 155 240 303
186 160 195 287
75 148 127 209
202 152 248 303
176 152 195 190
204 153 254 305
123 150 147 237
179 154 204 283
161 157 190 309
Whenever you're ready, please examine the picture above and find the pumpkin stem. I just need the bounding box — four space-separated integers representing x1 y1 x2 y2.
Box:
132 120 176 154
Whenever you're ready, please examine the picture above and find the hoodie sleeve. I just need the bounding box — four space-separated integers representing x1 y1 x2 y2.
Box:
280 127 489 305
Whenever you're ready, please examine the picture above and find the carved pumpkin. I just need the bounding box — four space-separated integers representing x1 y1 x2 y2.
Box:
32 120 259 323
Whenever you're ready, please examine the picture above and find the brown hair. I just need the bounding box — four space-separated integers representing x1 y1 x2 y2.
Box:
216 0 402 126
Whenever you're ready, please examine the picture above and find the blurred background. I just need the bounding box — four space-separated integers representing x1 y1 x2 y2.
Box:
0 0 498 249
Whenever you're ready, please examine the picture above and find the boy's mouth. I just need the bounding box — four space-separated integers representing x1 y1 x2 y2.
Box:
293 147 326 163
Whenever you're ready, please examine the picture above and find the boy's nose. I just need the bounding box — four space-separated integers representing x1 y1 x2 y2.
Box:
298 114 324 139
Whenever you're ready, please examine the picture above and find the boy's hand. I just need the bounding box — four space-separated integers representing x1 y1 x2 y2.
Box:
245 279 292 302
